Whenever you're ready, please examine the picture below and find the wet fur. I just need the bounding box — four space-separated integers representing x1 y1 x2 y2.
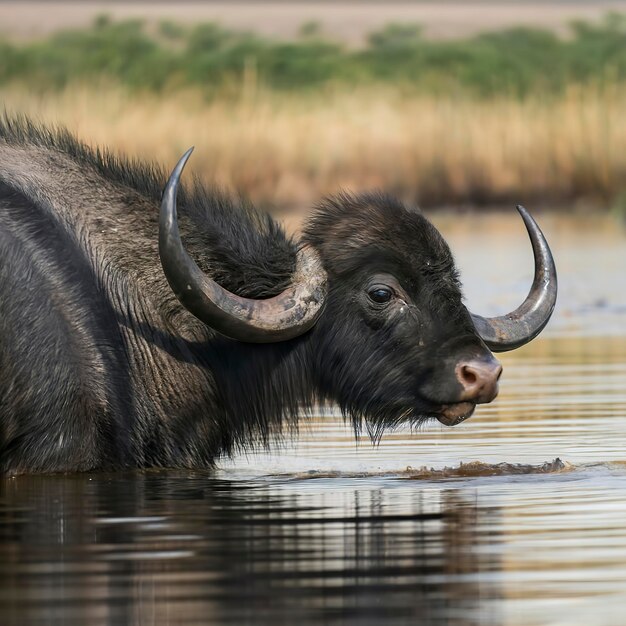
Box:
0 115 482 473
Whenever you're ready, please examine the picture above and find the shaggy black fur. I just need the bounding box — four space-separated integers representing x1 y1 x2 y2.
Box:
0 115 493 473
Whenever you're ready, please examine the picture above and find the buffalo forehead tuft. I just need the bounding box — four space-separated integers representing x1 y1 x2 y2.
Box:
302 191 460 290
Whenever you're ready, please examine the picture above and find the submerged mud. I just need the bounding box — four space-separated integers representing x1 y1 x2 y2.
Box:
275 458 571 481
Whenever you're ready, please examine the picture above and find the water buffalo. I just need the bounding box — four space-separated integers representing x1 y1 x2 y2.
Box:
0 115 556 474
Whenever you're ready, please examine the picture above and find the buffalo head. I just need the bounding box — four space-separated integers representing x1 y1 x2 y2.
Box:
160 150 557 433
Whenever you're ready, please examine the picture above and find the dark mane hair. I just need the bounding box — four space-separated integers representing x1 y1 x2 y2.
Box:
0 112 297 299
0 112 168 202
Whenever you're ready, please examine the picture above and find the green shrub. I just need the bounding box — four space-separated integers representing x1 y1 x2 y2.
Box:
3 14 626 96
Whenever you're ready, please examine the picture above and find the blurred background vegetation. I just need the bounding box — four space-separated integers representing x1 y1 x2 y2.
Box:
2 6 626 213
4 13 626 96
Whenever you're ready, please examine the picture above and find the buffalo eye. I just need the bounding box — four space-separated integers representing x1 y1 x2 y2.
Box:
368 286 393 304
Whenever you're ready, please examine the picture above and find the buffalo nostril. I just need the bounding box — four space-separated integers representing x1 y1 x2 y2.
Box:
455 358 502 403
460 366 478 387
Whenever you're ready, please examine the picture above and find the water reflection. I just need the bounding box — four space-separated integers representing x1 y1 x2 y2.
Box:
0 474 502 625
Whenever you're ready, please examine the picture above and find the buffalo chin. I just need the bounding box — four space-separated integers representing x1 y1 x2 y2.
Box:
435 402 476 427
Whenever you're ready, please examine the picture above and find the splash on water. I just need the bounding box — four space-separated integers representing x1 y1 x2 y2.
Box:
274 458 572 480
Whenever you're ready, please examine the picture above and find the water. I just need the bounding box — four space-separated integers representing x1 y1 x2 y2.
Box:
1 211 626 625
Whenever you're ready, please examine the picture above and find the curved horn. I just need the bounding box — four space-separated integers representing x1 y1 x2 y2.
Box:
159 148 328 343
471 205 557 353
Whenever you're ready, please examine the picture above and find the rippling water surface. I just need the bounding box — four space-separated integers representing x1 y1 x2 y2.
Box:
1 212 626 625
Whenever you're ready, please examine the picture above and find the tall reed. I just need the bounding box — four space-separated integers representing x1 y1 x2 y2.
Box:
3 85 625 212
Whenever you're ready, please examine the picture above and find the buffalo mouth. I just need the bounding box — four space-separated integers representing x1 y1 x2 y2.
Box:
434 402 476 427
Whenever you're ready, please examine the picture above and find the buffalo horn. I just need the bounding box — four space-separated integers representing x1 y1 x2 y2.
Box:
159 148 328 343
471 205 557 352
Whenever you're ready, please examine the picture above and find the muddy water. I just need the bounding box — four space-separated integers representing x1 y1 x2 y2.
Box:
1 211 626 625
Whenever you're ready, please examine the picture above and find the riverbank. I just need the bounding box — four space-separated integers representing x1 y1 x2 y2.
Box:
2 1 624 43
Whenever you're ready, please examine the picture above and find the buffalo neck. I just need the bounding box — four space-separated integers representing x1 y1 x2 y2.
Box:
198 333 318 455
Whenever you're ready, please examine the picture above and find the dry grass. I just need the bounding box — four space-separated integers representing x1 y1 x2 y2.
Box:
2 85 626 214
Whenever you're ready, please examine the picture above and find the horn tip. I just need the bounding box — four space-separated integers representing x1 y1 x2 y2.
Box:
167 148 194 188
515 204 540 232
178 146 194 167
